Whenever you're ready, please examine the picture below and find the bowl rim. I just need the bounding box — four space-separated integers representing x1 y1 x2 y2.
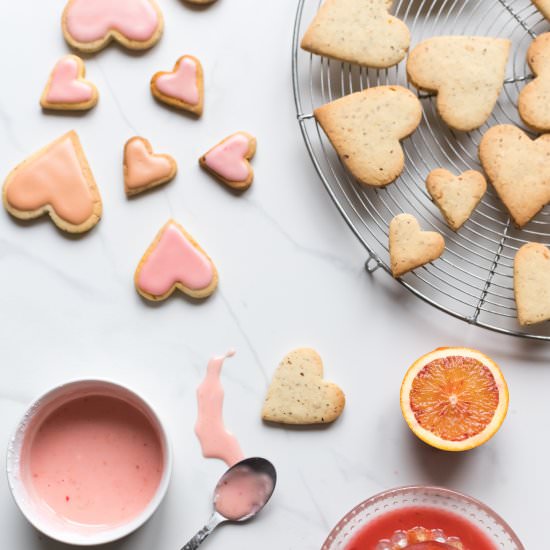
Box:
5 378 173 546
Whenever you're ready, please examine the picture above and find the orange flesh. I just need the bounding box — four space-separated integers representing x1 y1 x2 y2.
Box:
409 356 500 442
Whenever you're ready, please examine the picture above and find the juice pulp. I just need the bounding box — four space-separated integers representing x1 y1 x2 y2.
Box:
346 506 495 550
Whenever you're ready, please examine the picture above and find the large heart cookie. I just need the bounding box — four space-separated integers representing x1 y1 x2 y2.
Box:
426 169 487 231
301 0 410 68
389 214 445 277
314 86 422 187
123 137 177 196
135 220 218 301
533 0 550 20
262 349 345 425
479 124 550 228
407 36 511 131
62 0 164 53
3 131 102 233
199 132 256 190
514 242 550 326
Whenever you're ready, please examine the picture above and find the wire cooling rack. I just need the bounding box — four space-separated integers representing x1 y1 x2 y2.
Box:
292 0 550 340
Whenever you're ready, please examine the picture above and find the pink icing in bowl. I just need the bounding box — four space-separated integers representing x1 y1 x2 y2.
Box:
6 380 172 546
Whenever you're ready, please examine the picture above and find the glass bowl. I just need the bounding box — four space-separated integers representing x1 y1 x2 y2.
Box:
322 486 524 550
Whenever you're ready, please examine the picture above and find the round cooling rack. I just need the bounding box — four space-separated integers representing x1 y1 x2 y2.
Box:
292 0 550 340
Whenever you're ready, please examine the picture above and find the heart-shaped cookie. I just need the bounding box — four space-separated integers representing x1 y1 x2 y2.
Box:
389 214 445 277
62 0 164 53
199 132 256 190
514 242 550 326
426 169 487 231
123 137 177 196
301 0 410 68
135 220 218 301
407 36 511 131
40 55 98 111
3 131 102 233
151 55 204 116
533 0 550 20
479 124 550 228
314 86 422 187
262 349 345 425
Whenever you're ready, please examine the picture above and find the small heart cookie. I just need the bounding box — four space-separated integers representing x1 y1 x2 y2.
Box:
3 131 102 233
533 0 550 20
62 0 164 53
262 349 345 425
135 220 218 301
40 55 98 111
199 132 256 190
151 55 204 116
479 124 550 228
389 214 445 277
426 169 487 231
407 36 511 131
301 0 410 68
514 242 550 326
314 86 422 187
123 137 177 196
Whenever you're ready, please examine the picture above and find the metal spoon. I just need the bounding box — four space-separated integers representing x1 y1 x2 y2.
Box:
181 457 277 550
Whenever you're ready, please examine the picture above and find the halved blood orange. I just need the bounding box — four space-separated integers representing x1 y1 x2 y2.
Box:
400 347 509 451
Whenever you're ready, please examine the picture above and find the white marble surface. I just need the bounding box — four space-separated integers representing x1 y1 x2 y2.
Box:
0 1 546 548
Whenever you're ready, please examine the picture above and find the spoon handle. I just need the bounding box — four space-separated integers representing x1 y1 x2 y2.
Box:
181 513 223 550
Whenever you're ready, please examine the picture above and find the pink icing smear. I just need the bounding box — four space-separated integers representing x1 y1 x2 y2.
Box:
195 351 244 467
155 58 200 105
137 223 214 297
46 57 94 104
65 0 160 43
204 133 251 182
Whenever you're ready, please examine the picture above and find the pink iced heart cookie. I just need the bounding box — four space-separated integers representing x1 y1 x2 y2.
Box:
135 220 218 301
151 55 204 116
199 132 256 190
62 0 164 53
40 55 98 111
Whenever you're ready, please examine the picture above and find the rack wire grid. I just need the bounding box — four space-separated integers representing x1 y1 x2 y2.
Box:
292 0 550 340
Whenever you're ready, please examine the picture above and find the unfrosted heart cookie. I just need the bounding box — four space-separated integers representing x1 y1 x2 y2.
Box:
407 36 511 131
123 137 177 196
40 55 98 111
135 220 218 301
151 55 204 116
426 169 487 231
199 132 256 190
262 349 345 425
3 131 102 233
301 0 410 68
389 214 445 277
62 0 164 53
479 124 550 228
533 0 550 20
514 242 550 326
314 86 422 187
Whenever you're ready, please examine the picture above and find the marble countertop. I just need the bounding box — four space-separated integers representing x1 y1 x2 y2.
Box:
0 1 546 548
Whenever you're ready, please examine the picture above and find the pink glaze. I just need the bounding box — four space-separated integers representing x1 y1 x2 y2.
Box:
214 465 273 521
195 351 244 466
155 58 200 105
46 57 94 104
65 0 160 43
204 133 251 182
22 395 164 527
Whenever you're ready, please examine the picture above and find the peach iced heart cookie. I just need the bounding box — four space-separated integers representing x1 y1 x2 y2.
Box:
135 220 218 301
389 214 445 277
407 36 510 131
123 137 177 196
199 132 256 190
40 55 98 111
3 131 102 233
314 86 422 187
151 55 204 116
62 0 164 53
262 349 345 425
301 0 410 68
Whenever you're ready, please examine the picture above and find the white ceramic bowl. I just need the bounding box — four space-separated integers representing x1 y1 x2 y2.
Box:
6 379 172 546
